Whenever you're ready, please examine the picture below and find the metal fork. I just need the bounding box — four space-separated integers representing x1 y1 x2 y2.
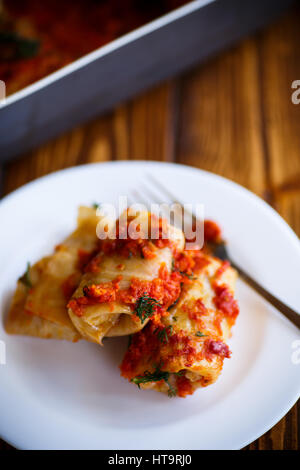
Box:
129 174 300 330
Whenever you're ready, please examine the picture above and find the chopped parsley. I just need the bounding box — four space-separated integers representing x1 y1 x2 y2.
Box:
131 366 178 397
167 386 177 398
156 325 173 344
180 271 197 280
132 368 169 388
167 296 180 311
135 293 161 324
195 331 207 337
19 262 32 288
92 202 100 210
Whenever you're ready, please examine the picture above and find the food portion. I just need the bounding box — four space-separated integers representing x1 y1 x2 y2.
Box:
121 252 238 397
5 257 79 341
68 211 185 344
6 205 239 398
5 206 100 341
0 0 189 95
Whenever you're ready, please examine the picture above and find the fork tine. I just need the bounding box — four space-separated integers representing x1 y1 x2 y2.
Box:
130 189 150 210
142 184 181 220
146 176 300 329
142 184 163 206
146 173 197 224
142 183 185 222
130 186 169 219
127 195 134 206
146 173 177 204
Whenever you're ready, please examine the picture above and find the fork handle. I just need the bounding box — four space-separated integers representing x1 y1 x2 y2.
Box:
230 260 300 329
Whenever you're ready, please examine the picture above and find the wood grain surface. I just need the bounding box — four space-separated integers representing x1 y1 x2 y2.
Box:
1 4 299 451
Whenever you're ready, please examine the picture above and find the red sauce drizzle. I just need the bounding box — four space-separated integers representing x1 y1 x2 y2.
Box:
204 339 231 359
213 284 239 320
68 265 182 319
176 376 194 398
174 249 210 276
182 298 207 324
204 220 222 243
99 214 173 260
215 260 230 279
67 276 122 317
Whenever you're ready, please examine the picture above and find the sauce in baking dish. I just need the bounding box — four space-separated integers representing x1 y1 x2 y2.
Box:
0 0 189 95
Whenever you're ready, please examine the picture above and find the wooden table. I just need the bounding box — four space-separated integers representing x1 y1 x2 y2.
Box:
1 4 299 451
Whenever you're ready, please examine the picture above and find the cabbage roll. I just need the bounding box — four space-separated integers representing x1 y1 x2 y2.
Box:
6 206 100 341
120 251 239 397
68 211 185 344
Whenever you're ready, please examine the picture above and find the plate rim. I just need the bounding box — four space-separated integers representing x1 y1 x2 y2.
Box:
1 159 299 247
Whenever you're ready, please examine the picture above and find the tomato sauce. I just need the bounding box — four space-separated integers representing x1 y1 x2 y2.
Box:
204 220 222 243
99 214 175 260
182 298 208 322
68 265 183 319
213 283 239 320
1 0 189 95
176 376 194 398
204 339 231 359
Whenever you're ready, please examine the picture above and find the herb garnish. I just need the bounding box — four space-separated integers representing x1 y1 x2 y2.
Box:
155 325 173 344
167 385 177 398
92 203 100 210
167 296 180 311
195 331 207 337
19 262 32 288
135 293 161 324
179 271 197 280
131 365 179 397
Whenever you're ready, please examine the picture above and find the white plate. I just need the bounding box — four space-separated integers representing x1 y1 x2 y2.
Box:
0 161 299 450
